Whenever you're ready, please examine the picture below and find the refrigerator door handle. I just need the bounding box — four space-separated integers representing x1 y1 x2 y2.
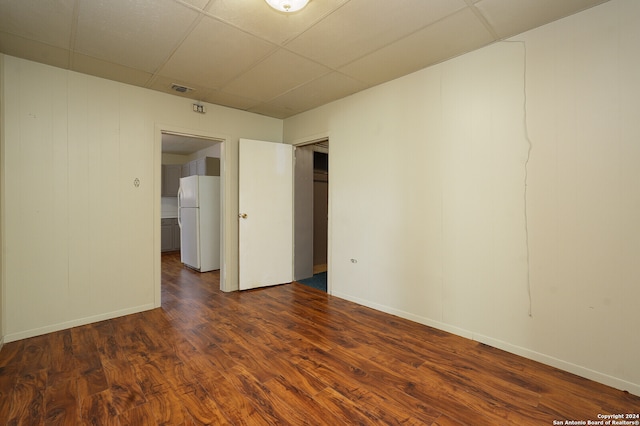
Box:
177 186 183 228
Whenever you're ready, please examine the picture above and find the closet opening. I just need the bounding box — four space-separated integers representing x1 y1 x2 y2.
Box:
294 139 329 293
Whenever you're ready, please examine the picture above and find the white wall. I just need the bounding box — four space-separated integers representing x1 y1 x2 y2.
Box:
0 55 282 342
284 0 640 395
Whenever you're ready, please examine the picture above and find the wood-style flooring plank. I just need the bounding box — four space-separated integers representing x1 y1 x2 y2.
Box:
220 364 285 425
1 251 638 425
261 374 345 426
79 390 120 426
43 377 78 425
71 326 109 399
6 370 47 425
196 367 271 426
146 391 191 425
100 358 147 415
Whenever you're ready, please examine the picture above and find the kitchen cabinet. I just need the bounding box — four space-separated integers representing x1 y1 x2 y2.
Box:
161 164 182 197
197 157 220 176
161 218 181 252
182 160 197 177
181 157 220 177
165 158 220 198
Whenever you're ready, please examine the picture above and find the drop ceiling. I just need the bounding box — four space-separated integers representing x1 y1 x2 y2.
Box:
0 0 609 119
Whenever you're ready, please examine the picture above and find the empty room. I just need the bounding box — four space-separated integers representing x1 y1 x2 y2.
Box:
1 0 639 424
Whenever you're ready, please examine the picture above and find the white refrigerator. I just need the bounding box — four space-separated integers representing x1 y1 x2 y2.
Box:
178 175 221 272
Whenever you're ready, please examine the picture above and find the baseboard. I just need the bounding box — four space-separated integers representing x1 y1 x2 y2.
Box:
334 290 475 340
332 290 640 397
472 333 640 397
3 303 156 343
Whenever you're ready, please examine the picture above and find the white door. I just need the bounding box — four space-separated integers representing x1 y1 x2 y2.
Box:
239 138 293 290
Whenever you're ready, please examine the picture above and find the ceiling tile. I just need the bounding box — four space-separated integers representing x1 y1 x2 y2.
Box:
149 75 264 113
72 53 154 87
157 15 276 89
286 0 468 68
0 32 70 69
0 0 75 49
201 89 261 111
175 0 211 10
247 102 299 120
340 8 496 86
204 0 348 45
262 71 369 114
475 0 609 39
221 49 332 102
148 74 210 99
74 0 200 72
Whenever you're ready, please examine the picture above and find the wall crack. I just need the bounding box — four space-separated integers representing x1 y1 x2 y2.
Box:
506 40 534 318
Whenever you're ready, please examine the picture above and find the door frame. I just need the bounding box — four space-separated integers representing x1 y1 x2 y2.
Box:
293 137 330 294
154 124 228 306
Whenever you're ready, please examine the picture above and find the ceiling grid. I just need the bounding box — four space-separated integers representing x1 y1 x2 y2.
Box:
0 0 610 119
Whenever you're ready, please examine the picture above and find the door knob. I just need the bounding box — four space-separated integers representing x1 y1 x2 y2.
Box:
239 213 248 219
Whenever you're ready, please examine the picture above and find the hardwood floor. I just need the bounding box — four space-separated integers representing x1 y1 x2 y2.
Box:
1 252 638 425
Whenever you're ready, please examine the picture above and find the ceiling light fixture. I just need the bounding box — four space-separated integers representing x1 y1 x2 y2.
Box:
264 0 309 13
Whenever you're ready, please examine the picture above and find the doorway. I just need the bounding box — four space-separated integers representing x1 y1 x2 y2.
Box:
312 149 329 274
157 128 225 305
295 139 329 293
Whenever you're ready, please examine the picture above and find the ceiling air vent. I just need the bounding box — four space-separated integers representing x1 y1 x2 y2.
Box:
171 83 194 93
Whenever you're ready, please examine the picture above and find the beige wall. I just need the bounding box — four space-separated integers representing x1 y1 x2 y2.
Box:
0 53 4 348
161 145 222 165
284 0 640 395
161 153 189 165
1 0 638 397
0 55 282 342
190 144 221 161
